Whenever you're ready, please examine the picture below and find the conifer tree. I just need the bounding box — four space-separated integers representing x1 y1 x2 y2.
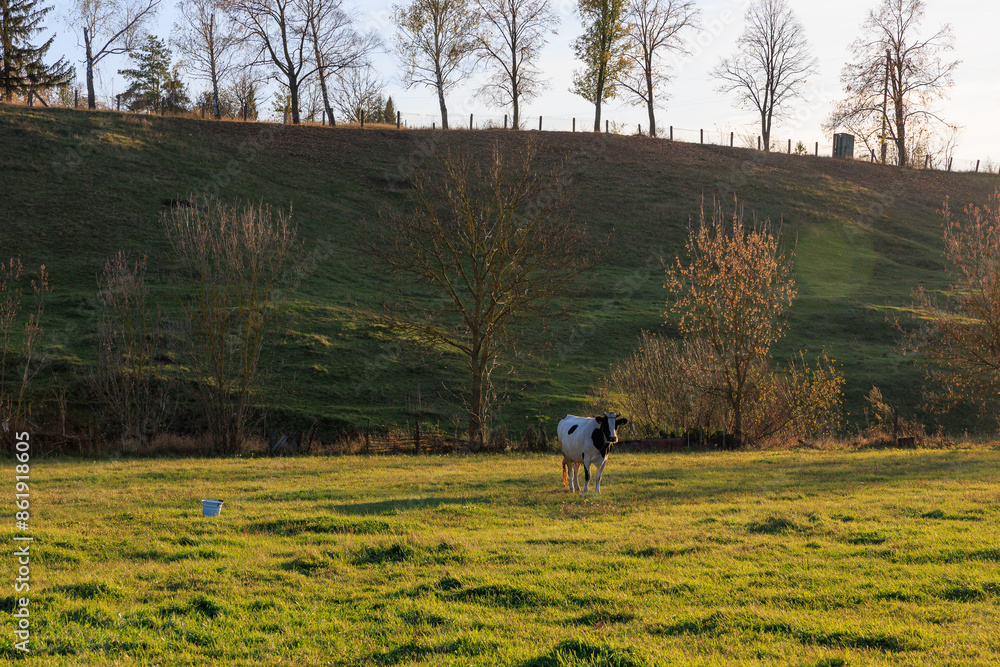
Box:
0 0 71 102
118 35 188 113
382 95 395 124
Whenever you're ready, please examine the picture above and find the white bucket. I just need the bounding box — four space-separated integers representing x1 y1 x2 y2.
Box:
202 499 224 517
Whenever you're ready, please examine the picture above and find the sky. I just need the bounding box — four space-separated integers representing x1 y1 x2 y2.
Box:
46 0 1000 170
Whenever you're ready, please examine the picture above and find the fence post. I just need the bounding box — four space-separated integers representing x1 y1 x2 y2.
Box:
116 94 120 111
788 139 791 154
397 110 400 129
638 124 641 136
539 115 542 131
700 128 703 144
504 114 507 129
470 113 473 130
670 125 673 141
74 90 78 108
948 157 953 171
924 155 929 169
572 117 575 132
415 421 421 455
815 142 818 156
432 122 435 129
321 110 325 125
976 159 980 173
757 136 761 150
730 131 733 147
606 119 609 133
360 110 364 128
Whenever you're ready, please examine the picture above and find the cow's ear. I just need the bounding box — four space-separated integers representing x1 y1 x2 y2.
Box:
595 415 605 424
616 418 628 426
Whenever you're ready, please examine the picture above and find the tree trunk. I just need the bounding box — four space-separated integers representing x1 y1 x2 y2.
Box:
318 68 335 127
761 110 771 152
894 98 906 167
436 69 448 129
288 74 300 125
469 351 484 446
84 27 96 110
645 65 656 138
593 54 607 132
210 70 221 120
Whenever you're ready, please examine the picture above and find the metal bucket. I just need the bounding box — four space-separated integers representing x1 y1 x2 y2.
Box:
202 499 224 517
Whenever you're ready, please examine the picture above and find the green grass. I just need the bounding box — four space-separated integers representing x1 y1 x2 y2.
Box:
3 105 1000 436
11 449 1000 664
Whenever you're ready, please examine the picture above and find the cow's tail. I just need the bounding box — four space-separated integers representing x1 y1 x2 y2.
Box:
561 456 570 490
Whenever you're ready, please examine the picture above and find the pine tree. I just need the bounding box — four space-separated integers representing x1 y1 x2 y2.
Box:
383 95 395 125
0 0 72 102
118 35 187 114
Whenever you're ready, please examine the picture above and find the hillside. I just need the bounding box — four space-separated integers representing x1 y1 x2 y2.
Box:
2 105 999 439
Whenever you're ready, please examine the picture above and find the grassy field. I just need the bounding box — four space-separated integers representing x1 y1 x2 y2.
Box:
8 449 1000 665
3 105 1000 437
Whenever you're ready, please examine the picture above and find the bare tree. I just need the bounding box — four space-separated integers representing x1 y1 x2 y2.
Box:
69 0 161 109
826 0 958 168
365 140 590 445
665 198 796 444
712 0 816 152
571 0 629 132
474 0 558 131
228 58 263 119
171 0 242 119
0 259 49 439
164 196 298 454
909 190 1000 417
301 0 380 127
93 250 172 452
332 63 383 123
392 0 478 130
618 0 699 138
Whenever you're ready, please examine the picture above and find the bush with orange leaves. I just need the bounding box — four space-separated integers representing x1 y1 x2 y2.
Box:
647 197 844 445
910 188 1000 422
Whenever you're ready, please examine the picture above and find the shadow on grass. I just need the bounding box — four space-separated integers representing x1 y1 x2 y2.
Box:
522 638 650 667
625 450 1000 503
651 611 918 652
334 496 492 515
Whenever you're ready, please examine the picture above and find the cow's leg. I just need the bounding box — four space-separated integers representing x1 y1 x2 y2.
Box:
570 462 580 493
594 457 608 493
582 456 591 493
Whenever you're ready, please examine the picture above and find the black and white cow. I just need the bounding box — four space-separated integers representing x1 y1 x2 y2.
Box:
558 412 628 493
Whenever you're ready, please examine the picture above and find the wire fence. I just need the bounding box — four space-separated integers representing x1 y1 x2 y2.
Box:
395 110 998 174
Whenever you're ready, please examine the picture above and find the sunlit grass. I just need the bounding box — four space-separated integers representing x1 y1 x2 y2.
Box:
9 449 1000 665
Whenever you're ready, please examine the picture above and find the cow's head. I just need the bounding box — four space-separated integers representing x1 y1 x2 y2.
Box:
595 412 628 444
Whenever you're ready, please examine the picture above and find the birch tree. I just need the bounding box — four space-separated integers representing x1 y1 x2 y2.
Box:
301 0 379 126
474 0 557 130
392 0 478 130
171 0 241 119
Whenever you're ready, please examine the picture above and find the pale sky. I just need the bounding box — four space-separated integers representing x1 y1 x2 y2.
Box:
47 0 1000 169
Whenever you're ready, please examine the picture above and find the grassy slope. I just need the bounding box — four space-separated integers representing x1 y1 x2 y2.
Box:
3 105 1000 436
10 451 1000 665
